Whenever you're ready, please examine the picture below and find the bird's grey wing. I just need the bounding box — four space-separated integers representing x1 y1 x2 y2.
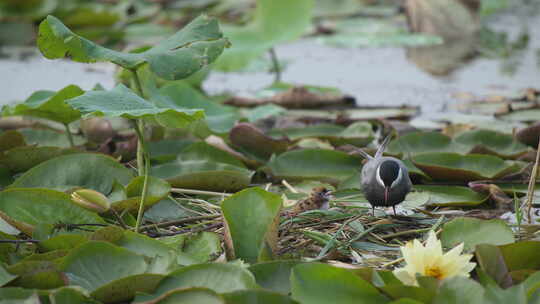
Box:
375 135 392 158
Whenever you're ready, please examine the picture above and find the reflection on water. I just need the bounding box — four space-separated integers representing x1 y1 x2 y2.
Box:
404 0 533 77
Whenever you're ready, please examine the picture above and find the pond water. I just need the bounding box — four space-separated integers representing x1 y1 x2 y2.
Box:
0 4 539 116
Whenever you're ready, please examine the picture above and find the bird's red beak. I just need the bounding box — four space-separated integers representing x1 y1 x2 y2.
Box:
384 187 390 204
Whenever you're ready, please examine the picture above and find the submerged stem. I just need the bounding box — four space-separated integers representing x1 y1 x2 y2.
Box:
64 123 75 147
269 47 281 83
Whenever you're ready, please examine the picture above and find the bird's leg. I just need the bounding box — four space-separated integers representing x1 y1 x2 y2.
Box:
372 206 375 217
392 205 396 216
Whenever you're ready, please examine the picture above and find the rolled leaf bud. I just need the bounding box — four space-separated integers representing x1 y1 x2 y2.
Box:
71 189 111 213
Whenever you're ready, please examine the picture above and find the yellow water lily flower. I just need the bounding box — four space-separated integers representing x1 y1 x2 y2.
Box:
392 230 476 286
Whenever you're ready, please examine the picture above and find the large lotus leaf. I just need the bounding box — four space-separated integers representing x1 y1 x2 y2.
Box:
267 149 360 184
441 218 515 252
222 187 282 263
215 0 313 71
133 263 258 303
20 128 86 148
270 122 374 147
60 241 151 291
151 160 253 192
414 185 489 206
136 287 224 304
223 290 299 304
114 231 177 274
2 85 83 124
386 132 465 156
454 129 530 159
67 84 205 129
154 83 240 134
38 15 228 80
10 153 134 193
249 261 303 294
0 146 79 173
112 176 171 212
290 263 389 304
0 188 105 235
412 153 522 181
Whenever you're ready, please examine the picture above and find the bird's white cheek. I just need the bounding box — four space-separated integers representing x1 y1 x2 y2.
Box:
375 166 385 187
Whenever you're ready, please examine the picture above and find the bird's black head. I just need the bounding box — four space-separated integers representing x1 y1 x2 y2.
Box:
377 160 400 187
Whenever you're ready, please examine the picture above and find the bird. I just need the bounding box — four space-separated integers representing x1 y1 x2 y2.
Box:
351 135 412 216
288 187 333 216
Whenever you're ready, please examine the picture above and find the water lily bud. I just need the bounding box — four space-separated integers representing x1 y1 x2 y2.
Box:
71 189 111 213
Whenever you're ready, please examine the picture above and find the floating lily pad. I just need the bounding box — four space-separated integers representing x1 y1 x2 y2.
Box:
499 241 540 272
267 149 360 184
454 129 530 159
223 289 299 304
249 261 303 294
111 176 170 212
148 139 194 164
0 146 79 173
0 264 16 287
230 123 290 161
151 160 253 192
270 122 374 147
39 15 228 80
10 153 134 193
20 128 86 148
414 185 489 206
291 263 388 304
412 153 522 181
441 218 515 252
2 85 83 124
0 188 105 235
60 241 163 303
0 130 25 152
387 132 463 157
114 231 177 274
222 188 282 263
137 287 224 304
516 122 540 147
133 263 258 303
498 109 540 123
7 260 65 289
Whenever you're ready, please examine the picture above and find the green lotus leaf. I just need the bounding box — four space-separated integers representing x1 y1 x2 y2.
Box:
2 85 83 124
38 15 228 80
